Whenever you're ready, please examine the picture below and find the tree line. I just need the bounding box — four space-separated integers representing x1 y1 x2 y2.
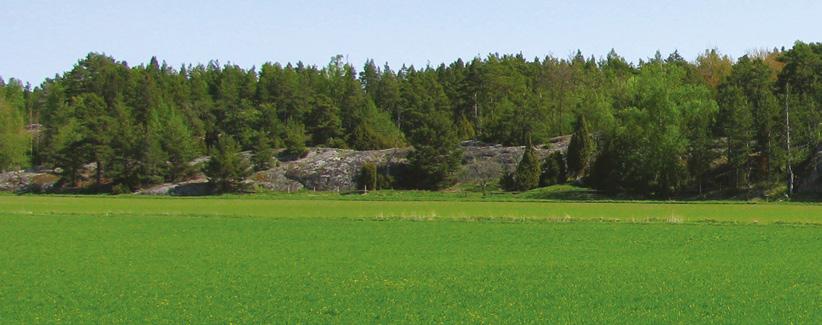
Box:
0 41 820 196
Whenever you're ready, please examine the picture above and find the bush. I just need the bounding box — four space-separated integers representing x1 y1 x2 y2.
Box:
567 115 595 179
358 162 378 191
111 183 132 195
511 144 541 191
540 151 567 186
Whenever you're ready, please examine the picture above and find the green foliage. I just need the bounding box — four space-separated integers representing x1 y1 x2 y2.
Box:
405 81 462 190
283 121 308 158
160 108 197 182
591 63 708 197
357 162 378 191
540 151 567 186
0 97 29 171
251 136 274 171
510 143 541 191
204 136 251 193
307 95 344 147
566 115 595 179
13 43 822 197
455 114 476 140
51 119 85 186
717 84 754 189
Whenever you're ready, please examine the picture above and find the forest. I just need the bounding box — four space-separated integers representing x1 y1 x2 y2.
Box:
1 41 821 197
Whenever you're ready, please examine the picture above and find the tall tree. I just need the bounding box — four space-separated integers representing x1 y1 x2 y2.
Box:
0 97 29 171
717 84 753 189
566 115 595 179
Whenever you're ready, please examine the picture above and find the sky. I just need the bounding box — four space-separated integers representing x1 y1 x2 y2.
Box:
2 0 820 86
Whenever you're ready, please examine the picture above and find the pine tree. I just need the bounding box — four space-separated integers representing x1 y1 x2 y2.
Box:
566 115 595 179
307 95 344 147
107 98 141 190
204 135 251 193
74 94 113 185
718 84 753 189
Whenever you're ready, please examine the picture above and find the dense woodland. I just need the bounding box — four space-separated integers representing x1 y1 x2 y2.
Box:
1 41 821 197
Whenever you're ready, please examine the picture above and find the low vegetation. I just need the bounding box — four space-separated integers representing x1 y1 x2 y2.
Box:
0 194 819 323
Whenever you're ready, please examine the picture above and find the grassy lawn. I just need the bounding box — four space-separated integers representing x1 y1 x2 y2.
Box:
0 194 820 323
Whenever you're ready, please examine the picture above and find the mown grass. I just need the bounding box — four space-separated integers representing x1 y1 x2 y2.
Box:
0 194 820 323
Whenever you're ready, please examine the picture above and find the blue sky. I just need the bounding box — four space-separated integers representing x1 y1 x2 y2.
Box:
2 0 820 85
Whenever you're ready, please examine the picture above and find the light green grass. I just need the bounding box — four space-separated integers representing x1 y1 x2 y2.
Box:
2 194 822 224
0 195 820 323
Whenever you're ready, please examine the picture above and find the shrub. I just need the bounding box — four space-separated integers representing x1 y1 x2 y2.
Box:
358 162 378 191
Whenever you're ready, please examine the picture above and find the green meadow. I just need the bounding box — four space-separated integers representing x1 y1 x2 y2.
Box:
0 194 820 323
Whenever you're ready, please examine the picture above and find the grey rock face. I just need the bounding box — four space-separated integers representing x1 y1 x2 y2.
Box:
250 136 570 191
1 136 571 194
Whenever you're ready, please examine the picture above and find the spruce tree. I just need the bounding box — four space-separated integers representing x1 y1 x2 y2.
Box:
540 151 567 186
283 121 307 158
252 135 274 171
205 135 251 193
566 115 595 179
405 88 462 190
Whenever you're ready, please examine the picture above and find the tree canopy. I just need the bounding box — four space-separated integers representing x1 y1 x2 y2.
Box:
5 42 822 196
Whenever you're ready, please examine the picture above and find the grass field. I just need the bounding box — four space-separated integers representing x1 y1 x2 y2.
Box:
1 194 820 323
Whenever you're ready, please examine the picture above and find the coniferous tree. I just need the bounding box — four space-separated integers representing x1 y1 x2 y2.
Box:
204 135 251 193
540 151 567 186
512 141 541 191
566 115 595 179
160 109 197 182
139 111 167 185
283 121 307 158
717 84 754 189
405 75 462 190
252 136 274 171
108 98 141 189
15 46 822 197
308 95 344 147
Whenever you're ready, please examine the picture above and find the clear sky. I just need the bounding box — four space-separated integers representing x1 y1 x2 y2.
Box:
2 0 820 86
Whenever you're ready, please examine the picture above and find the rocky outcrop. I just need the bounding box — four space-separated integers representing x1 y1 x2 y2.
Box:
276 147 410 191
0 170 59 193
0 136 571 194
460 136 569 181
249 136 570 191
